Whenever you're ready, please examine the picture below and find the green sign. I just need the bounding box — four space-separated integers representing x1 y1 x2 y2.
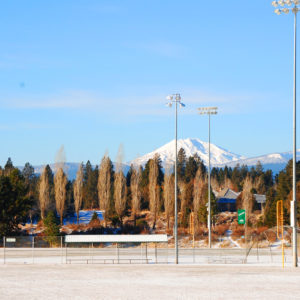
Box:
238 209 246 225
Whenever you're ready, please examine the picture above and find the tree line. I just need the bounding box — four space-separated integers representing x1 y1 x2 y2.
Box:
0 149 299 236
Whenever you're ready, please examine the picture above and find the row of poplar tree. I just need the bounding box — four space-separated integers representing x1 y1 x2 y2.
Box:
35 150 210 229
0 149 299 236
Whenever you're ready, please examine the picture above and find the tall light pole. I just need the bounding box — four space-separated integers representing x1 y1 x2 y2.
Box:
198 107 218 249
166 94 185 264
272 0 298 267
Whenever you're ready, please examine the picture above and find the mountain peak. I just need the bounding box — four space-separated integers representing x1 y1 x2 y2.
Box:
130 138 245 167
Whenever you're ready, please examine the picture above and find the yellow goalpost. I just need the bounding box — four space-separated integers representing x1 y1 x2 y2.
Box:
276 200 284 268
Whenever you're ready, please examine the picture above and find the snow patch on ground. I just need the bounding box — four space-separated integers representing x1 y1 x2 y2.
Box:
0 264 299 300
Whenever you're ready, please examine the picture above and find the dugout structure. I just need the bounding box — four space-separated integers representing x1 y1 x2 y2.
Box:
64 234 168 264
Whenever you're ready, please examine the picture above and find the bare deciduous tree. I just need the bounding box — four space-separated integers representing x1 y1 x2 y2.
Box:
74 163 84 224
193 167 207 225
130 166 142 224
179 180 188 224
254 175 266 195
149 155 161 229
54 168 67 225
163 172 174 229
39 167 50 220
114 171 127 224
98 156 112 226
242 176 254 217
210 176 220 193
225 177 236 191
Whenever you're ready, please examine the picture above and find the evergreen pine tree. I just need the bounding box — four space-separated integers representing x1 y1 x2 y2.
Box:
177 148 186 181
22 162 38 222
22 163 35 183
44 211 60 246
0 170 32 235
90 211 99 222
4 157 14 175
140 160 151 210
83 161 98 209
185 156 199 182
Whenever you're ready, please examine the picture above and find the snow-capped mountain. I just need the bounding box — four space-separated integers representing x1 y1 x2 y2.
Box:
215 150 300 174
25 139 300 178
130 138 300 174
130 138 245 168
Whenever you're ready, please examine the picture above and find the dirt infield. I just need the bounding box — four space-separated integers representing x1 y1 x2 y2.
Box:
0 264 300 299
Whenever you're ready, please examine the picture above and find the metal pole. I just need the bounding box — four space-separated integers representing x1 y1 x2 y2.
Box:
89 242 91 262
166 241 168 264
198 107 217 247
32 236 34 264
293 9 298 268
117 243 119 264
193 246 195 264
146 243 148 263
208 113 211 249
245 210 247 263
175 98 178 264
3 237 5 264
61 236 63 264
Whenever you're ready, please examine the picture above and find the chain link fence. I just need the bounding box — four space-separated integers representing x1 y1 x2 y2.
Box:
1 232 299 265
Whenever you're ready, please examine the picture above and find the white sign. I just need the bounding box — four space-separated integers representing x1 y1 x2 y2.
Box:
255 194 266 204
65 234 168 243
6 238 16 243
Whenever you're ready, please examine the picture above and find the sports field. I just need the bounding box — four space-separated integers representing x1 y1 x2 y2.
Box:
0 264 299 300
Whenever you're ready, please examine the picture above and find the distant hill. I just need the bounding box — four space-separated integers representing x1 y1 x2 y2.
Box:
215 150 300 174
30 162 130 181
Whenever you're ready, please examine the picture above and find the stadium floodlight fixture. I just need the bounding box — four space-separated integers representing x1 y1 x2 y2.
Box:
271 0 298 267
275 8 282 14
198 106 218 115
197 106 218 249
165 93 185 265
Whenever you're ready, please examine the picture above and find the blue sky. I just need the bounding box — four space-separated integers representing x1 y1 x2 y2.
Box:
0 0 299 166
